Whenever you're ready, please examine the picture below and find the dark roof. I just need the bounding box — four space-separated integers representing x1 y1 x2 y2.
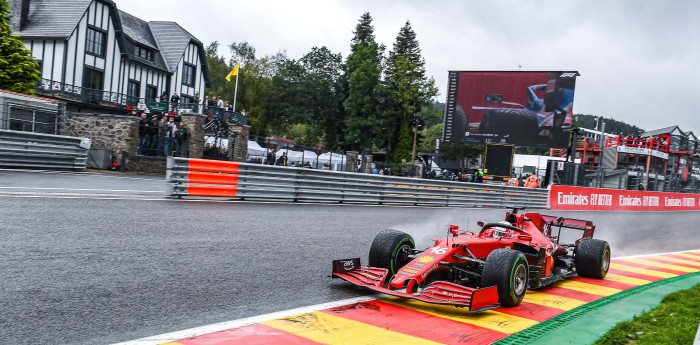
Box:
149 22 202 72
9 0 93 37
641 126 683 137
118 10 158 49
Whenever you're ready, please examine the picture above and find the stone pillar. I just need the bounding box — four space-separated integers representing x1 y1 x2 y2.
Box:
363 154 373 174
227 124 250 162
180 112 206 158
345 151 358 172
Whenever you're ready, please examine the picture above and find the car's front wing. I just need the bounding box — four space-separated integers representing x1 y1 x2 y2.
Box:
331 258 500 312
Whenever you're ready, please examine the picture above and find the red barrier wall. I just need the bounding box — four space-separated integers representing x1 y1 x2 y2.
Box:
549 185 700 211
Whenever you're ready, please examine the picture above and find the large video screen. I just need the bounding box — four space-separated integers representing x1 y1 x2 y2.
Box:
441 71 579 148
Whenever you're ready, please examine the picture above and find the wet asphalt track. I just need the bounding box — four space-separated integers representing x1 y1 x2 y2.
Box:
2 169 700 345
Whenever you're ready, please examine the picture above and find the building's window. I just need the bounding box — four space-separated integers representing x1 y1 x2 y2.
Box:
145 85 157 102
83 67 103 90
180 95 193 108
127 80 140 106
86 27 106 57
182 63 196 87
135 46 154 62
82 67 104 104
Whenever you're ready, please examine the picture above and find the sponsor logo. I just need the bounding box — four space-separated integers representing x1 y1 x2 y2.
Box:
401 268 419 275
341 260 355 271
557 192 589 205
421 264 439 279
418 256 435 263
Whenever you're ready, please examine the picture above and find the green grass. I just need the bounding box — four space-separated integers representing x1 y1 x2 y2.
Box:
594 283 700 345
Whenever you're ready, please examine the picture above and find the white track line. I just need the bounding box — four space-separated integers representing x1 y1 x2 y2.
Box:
113 248 700 345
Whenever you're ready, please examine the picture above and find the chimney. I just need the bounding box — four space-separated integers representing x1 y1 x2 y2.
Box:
20 0 31 29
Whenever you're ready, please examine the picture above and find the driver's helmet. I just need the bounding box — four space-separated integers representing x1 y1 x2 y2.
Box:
493 221 512 238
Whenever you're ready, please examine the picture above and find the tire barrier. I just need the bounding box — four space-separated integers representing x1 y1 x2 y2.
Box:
165 157 548 208
0 129 91 170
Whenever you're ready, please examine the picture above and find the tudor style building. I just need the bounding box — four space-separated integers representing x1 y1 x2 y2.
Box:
8 0 210 113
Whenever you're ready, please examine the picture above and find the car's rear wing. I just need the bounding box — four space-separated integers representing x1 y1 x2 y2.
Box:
540 214 595 239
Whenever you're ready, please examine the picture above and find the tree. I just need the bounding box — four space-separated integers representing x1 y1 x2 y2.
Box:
391 122 412 173
383 21 438 160
266 46 346 148
344 13 384 153
0 0 40 94
418 123 443 153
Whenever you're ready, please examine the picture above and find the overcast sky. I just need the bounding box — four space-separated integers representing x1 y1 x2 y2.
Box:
114 0 699 133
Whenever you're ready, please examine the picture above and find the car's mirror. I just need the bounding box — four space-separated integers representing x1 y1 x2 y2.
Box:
477 221 485 227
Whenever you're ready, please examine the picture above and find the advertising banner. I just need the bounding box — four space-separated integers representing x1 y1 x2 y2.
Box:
442 71 578 148
549 185 700 211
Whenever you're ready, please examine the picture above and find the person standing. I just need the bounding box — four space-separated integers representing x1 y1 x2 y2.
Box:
164 117 176 156
137 112 148 154
193 91 201 114
170 92 180 113
475 168 484 183
216 96 224 109
175 121 189 157
146 115 159 155
507 174 520 187
157 116 169 156
160 91 168 103
524 173 540 188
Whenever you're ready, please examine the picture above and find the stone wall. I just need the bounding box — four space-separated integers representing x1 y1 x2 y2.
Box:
64 111 208 175
65 112 138 157
228 124 250 162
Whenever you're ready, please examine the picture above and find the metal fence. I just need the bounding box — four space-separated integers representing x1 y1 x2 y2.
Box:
0 129 91 170
165 157 548 208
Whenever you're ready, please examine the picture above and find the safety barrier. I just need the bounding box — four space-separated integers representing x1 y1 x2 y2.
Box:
166 157 548 208
0 129 91 170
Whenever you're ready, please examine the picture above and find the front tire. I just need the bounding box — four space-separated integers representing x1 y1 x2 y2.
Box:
368 230 415 276
575 239 611 279
481 249 529 307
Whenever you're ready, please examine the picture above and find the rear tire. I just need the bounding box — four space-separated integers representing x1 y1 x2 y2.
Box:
481 249 529 307
368 230 415 276
575 239 611 279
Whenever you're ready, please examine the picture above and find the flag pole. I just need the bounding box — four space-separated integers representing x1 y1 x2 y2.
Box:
232 62 239 112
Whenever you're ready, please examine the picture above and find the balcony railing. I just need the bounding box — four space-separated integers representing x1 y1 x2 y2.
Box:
33 79 249 125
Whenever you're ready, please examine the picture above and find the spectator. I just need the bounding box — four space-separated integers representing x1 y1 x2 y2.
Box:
157 116 169 156
241 108 247 117
160 91 168 103
174 121 189 157
137 112 148 154
146 115 159 155
194 91 201 114
216 97 224 109
277 152 288 166
524 173 540 188
475 168 484 183
170 92 180 113
267 148 276 165
164 117 176 156
203 95 209 112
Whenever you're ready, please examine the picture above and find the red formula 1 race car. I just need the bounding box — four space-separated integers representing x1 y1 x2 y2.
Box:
332 208 610 311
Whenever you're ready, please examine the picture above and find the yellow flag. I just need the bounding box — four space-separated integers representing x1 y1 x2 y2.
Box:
225 63 239 81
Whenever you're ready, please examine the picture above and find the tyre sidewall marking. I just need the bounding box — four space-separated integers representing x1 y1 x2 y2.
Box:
390 238 414 274
509 255 526 301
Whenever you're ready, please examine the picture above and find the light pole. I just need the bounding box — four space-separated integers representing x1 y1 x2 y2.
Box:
411 114 420 164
